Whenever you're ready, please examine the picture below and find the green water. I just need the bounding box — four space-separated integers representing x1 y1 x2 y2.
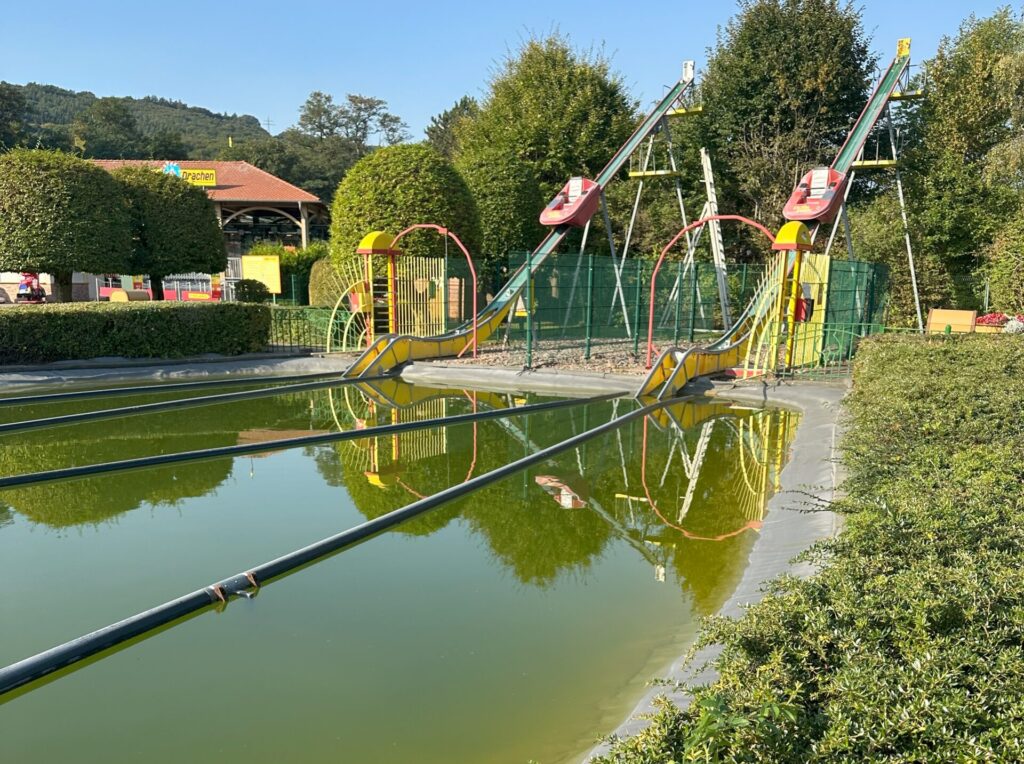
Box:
0 379 797 763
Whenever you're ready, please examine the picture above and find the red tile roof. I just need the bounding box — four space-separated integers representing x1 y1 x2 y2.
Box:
92 160 322 205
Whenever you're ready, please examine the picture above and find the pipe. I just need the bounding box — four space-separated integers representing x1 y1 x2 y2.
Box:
0 371 355 408
0 393 674 697
0 392 622 490
0 374 394 436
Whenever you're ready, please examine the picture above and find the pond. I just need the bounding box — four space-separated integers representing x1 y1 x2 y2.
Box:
0 378 797 763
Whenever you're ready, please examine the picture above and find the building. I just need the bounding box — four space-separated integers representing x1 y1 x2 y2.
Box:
0 160 328 302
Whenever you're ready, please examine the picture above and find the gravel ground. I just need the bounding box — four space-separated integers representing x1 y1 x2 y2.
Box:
441 336 704 376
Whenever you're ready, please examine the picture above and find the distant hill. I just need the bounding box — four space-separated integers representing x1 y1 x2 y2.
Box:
11 82 271 158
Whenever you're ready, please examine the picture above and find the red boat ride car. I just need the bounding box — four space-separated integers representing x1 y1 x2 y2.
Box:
783 166 848 224
539 177 600 228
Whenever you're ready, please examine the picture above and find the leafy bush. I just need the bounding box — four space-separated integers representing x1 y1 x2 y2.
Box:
985 212 1024 314
0 149 131 301
0 302 270 364
114 166 226 299
233 279 271 303
598 334 1024 762
329 143 481 265
308 257 345 307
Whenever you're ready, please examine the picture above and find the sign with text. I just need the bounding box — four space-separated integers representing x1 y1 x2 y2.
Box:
241 255 281 294
160 163 218 187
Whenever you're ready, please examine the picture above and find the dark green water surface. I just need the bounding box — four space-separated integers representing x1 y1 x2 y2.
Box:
0 379 797 763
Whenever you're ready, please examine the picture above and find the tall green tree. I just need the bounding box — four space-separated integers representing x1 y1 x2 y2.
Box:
700 0 873 224
297 91 344 139
0 149 131 301
113 167 226 300
0 83 27 150
329 143 481 264
454 34 636 257
223 90 408 204
905 9 1024 274
71 97 145 158
425 96 478 158
456 34 637 200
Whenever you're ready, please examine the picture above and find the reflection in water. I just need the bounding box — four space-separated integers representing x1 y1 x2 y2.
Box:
0 379 796 612
319 382 798 604
0 379 799 764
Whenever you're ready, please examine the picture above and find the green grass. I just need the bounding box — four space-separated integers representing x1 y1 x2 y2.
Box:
597 334 1024 762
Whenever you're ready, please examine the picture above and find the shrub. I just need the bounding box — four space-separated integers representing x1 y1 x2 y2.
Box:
308 257 343 307
329 143 481 266
0 149 131 301
986 212 1024 314
0 302 270 364
233 279 271 303
113 166 226 300
598 335 1024 762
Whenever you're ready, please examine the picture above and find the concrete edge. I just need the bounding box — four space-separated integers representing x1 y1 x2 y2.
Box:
584 378 849 760
400 361 638 397
0 354 356 389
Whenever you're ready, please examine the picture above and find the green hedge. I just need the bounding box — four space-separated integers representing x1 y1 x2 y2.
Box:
0 302 271 364
599 334 1024 762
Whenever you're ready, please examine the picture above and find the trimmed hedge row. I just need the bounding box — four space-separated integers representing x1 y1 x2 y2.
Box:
599 334 1024 762
0 302 271 364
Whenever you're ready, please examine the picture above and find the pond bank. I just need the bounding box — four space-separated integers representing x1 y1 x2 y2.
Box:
586 378 848 761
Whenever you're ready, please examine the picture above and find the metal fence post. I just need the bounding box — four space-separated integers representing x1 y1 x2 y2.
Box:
688 265 698 342
740 263 748 302
632 260 642 355
585 253 595 360
673 260 682 343
525 248 533 369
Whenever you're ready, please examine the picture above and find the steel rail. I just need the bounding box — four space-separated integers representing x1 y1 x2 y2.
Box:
0 392 670 697
0 375 394 436
0 392 622 489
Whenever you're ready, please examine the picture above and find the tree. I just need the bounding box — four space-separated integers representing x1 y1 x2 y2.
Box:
297 91 344 139
455 34 638 201
425 96 478 157
0 149 131 301
699 0 873 224
454 144 543 259
146 129 187 159
71 97 145 158
0 83 27 150
224 91 408 205
849 194 952 326
329 143 481 264
902 9 1024 279
113 166 225 300
219 136 301 181
985 209 1024 314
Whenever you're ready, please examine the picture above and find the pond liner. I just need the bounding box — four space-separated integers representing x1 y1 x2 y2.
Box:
0 393 676 697
0 370 353 407
0 392 622 489
0 374 394 436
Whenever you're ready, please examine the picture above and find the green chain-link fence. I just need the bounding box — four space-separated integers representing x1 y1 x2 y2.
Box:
499 252 765 366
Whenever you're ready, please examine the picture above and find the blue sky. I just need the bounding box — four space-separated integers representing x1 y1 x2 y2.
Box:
0 1 1013 139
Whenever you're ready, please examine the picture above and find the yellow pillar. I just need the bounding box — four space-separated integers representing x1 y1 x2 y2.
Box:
771 221 814 374
784 250 804 368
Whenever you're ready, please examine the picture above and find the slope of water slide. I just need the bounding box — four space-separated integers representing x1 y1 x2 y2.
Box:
635 42 913 399
343 74 696 380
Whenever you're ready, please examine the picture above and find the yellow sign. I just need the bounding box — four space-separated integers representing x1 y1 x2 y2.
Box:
241 254 281 294
159 163 218 187
897 38 911 58
181 168 218 186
